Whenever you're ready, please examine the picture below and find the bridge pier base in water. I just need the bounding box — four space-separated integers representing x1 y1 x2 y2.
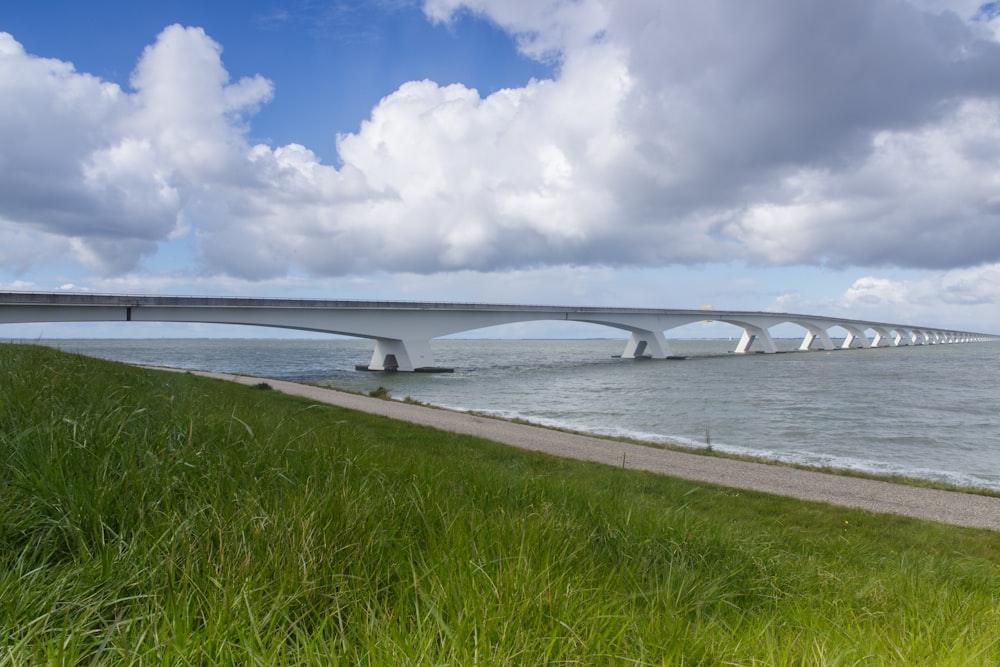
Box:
798 324 835 351
620 330 672 359
871 327 892 347
734 325 778 354
841 324 872 349
358 338 453 372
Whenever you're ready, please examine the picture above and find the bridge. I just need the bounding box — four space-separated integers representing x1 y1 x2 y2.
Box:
0 292 995 371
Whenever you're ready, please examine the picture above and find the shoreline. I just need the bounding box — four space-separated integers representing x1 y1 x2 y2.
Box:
153 366 1000 532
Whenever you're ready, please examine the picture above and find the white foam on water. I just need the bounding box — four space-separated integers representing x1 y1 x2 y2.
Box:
445 405 1000 492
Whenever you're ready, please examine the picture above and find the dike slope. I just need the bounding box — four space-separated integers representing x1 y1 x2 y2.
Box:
166 368 1000 532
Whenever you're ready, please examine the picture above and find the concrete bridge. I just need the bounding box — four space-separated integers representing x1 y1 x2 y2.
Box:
0 292 995 371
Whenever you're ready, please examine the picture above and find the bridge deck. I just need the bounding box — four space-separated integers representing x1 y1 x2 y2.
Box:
1 291 994 371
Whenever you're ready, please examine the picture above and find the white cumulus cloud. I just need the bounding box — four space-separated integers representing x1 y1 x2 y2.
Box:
3 2 1000 284
840 264 1000 330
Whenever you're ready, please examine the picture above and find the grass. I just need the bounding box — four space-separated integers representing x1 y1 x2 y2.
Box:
2 342 1000 665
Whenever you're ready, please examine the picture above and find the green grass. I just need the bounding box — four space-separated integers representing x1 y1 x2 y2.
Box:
2 342 1000 665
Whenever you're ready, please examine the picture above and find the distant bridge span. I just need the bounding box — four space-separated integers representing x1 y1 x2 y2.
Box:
0 292 995 371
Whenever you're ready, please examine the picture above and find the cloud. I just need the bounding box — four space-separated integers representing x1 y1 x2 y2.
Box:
0 25 270 275
839 264 1000 330
0 33 132 251
3 2 1000 281
423 0 610 60
729 98 1000 267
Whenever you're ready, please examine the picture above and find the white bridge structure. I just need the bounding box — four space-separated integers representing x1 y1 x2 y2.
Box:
0 292 995 372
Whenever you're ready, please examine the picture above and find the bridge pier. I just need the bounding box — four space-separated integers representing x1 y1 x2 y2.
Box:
734 325 778 354
894 328 913 346
871 326 892 347
620 330 672 359
841 324 871 349
797 323 835 351
360 338 451 372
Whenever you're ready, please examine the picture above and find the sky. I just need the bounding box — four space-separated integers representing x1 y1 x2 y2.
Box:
3 0 1000 339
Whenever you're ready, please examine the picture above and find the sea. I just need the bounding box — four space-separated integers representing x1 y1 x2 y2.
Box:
37 337 1000 491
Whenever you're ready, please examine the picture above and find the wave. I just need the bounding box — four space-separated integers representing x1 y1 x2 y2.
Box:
437 403 1000 492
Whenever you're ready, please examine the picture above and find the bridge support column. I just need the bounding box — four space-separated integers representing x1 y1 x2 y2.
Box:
894 329 913 346
364 338 442 372
871 327 891 347
798 325 835 351
841 325 871 349
621 330 672 359
734 326 778 354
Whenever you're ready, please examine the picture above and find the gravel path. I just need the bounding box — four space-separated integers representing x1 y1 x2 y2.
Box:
174 369 1000 532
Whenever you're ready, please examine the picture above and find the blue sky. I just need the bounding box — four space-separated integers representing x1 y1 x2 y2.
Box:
3 0 1000 339
2 1 551 164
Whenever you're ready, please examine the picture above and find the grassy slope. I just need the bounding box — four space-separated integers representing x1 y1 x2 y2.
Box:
1 343 999 665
